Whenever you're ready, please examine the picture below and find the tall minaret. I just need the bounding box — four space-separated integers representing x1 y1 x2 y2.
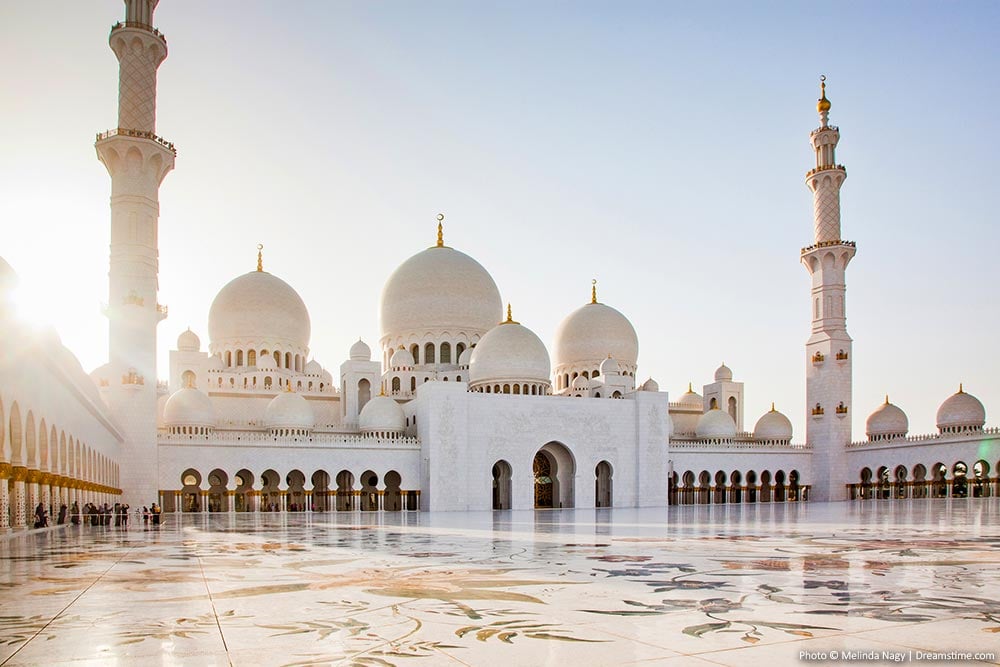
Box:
95 0 174 507
801 77 855 502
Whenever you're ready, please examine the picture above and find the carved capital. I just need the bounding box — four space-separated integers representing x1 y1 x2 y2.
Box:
0 462 11 479
11 466 28 482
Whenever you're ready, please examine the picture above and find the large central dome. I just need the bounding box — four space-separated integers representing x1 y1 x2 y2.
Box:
380 242 502 340
208 270 311 351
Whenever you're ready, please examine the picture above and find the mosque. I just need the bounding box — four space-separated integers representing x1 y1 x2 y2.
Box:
1 1 998 528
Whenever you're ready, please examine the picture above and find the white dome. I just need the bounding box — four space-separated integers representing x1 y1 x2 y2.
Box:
571 375 590 390
469 319 551 387
754 406 793 441
257 353 278 370
207 355 224 370
714 363 733 382
458 347 473 367
936 387 985 431
320 369 333 385
600 355 621 376
163 387 215 428
866 399 908 438
679 385 703 408
380 244 502 340
390 347 415 369
640 377 659 392
264 391 314 430
208 270 310 351
554 301 638 369
350 338 371 361
304 359 322 375
696 408 737 439
0 256 18 294
358 395 406 433
177 328 201 352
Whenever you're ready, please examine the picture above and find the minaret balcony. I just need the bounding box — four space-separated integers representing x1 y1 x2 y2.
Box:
801 239 855 255
110 21 166 44
812 352 825 365
97 128 177 156
805 164 846 179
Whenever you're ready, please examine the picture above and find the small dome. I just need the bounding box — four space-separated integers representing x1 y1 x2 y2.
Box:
866 398 908 439
696 408 737 440
936 386 986 431
177 328 201 352
458 346 473 367
320 369 333 385
390 347 415 369
469 319 551 387
571 375 590 390
257 354 278 370
554 300 638 370
207 355 224 370
679 385 703 408
350 338 371 361
714 363 733 382
380 241 502 340
358 395 405 434
304 359 322 375
754 406 793 442
163 387 215 428
208 269 310 351
640 377 659 392
264 391 314 430
600 356 620 376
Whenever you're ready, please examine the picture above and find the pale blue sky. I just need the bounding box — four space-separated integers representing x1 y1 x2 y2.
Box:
1 1 997 439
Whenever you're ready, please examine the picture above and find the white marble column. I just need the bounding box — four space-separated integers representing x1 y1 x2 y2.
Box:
12 472 27 529
0 469 10 532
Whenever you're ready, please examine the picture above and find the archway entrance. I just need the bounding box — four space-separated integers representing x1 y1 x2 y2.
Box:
207 469 228 512
533 442 575 508
492 460 512 510
181 469 201 512
336 470 355 511
286 470 306 511
261 469 281 511
384 470 402 511
360 470 379 511
312 470 331 511
234 469 254 511
595 461 612 507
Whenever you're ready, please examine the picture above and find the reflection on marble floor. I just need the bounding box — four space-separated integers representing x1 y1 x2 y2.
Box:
1 501 999 666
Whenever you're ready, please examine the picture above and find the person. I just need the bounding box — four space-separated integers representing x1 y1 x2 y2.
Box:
143 506 150 524
70 501 80 525
122 504 129 527
151 503 161 526
114 503 122 527
58 504 67 525
34 503 47 528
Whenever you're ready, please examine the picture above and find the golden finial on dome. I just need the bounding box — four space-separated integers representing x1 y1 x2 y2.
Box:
958 383 964 394
256 244 264 272
771 402 776 412
688 382 693 393
817 75 831 115
591 279 597 304
436 213 445 248
885 394 890 405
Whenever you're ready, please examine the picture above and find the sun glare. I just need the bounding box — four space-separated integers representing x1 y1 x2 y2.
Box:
12 283 54 331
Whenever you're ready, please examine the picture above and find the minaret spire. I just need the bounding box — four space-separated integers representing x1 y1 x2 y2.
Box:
95 0 175 509
800 77 856 503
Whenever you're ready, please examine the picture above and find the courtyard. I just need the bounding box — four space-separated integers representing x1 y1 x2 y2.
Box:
1 501 998 666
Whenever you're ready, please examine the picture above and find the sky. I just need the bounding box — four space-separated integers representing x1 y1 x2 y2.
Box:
1 1 998 441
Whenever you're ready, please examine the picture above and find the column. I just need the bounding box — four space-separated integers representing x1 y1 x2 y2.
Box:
12 468 27 529
0 465 10 532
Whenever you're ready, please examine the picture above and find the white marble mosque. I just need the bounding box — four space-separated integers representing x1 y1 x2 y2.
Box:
1 0 999 532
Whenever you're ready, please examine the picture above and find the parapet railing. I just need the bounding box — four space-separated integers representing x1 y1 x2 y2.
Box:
158 429 420 448
96 128 177 155
847 426 1000 448
805 164 846 178
801 239 856 254
670 439 811 451
110 21 166 42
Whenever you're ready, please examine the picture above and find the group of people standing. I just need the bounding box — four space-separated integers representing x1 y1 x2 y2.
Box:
29 501 163 528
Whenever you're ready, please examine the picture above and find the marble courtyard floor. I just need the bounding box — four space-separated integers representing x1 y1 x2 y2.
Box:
1 502 999 666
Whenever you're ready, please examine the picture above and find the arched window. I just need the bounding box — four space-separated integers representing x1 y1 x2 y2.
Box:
392 377 401 392
248 349 257 366
410 377 416 392
236 350 244 366
274 351 281 367
728 396 737 422
424 343 436 365
440 342 451 364
358 378 371 412
225 350 232 367
285 352 291 369
181 370 196 388
264 376 272 389
410 344 420 365
456 342 466 361
709 397 718 409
